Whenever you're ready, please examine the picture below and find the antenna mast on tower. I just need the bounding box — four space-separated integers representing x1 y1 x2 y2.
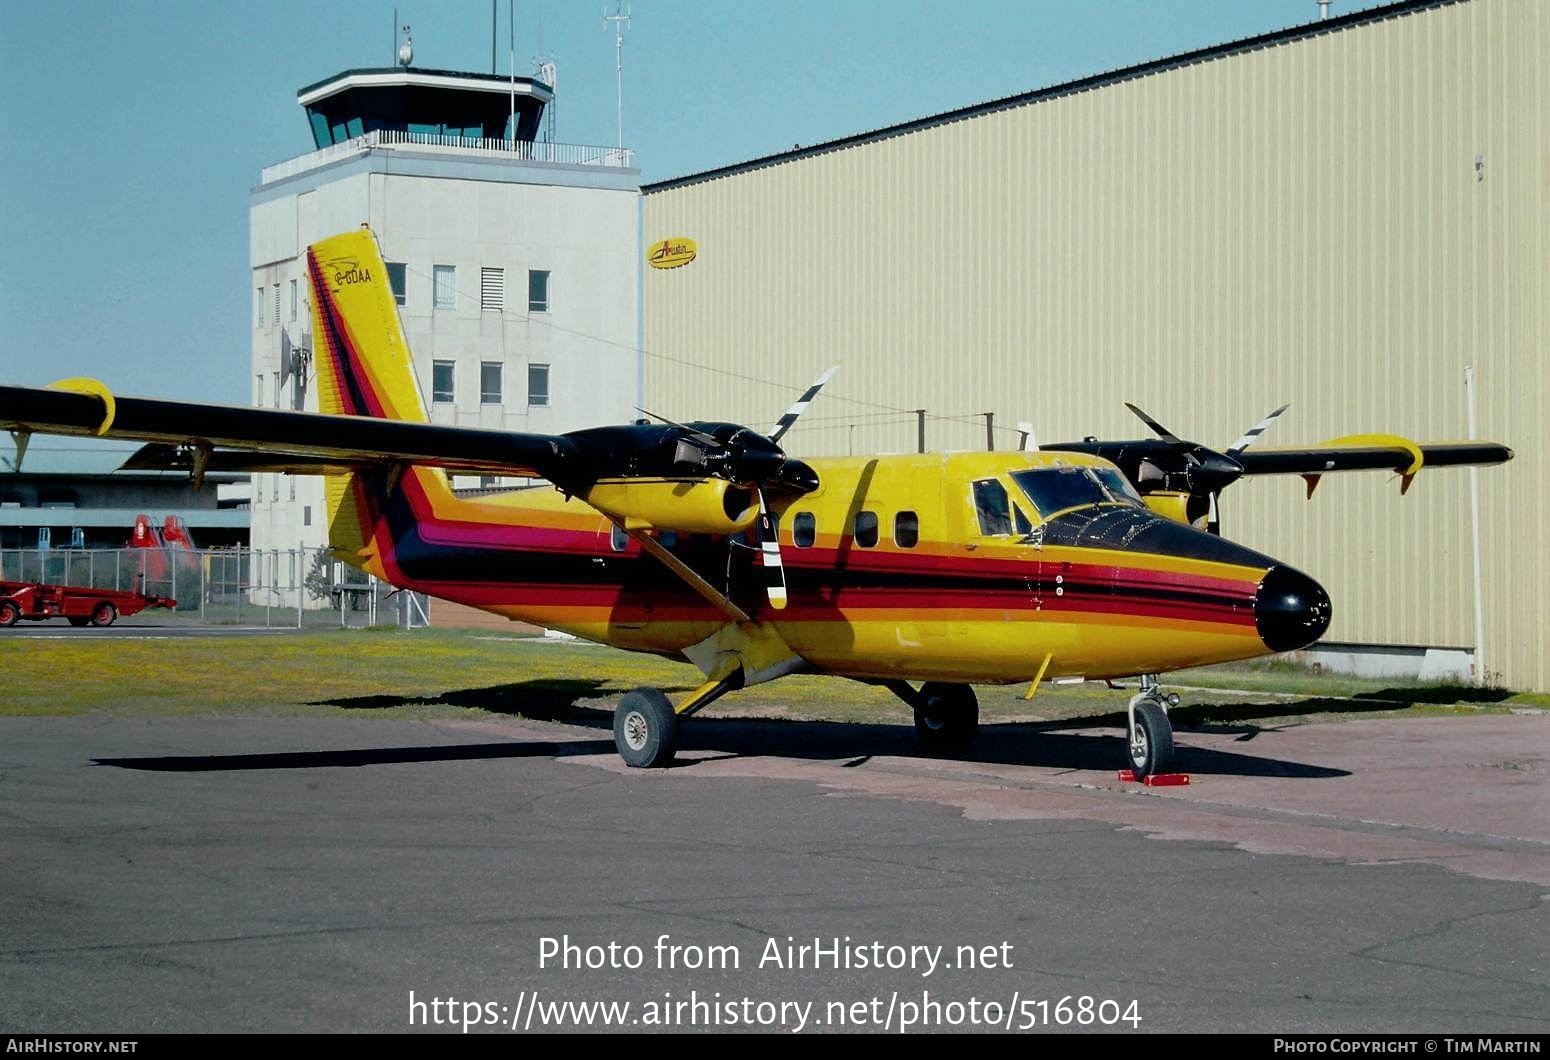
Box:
602 1 630 151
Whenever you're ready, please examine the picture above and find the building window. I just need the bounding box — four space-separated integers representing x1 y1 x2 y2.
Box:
303 505 311 527
792 512 816 548
479 475 499 488
387 262 407 306
855 510 879 548
894 511 919 548
480 362 503 404
480 267 505 312
272 283 280 325
273 372 281 409
432 360 455 403
528 269 550 312
289 476 296 502
433 265 456 309
289 279 298 321
256 475 263 503
255 288 265 329
254 374 264 407
527 363 549 407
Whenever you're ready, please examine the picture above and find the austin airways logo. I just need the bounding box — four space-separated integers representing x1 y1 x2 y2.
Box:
326 257 373 289
647 238 697 269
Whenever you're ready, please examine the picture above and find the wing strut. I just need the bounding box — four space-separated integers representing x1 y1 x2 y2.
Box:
611 519 752 624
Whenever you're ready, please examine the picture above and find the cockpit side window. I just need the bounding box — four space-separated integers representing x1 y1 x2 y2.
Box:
971 478 1013 536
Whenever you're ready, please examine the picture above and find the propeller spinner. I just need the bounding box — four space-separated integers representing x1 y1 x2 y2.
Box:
626 368 837 609
1122 402 1289 534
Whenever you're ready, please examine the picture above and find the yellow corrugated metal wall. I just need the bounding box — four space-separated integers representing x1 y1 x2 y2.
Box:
645 0 1546 690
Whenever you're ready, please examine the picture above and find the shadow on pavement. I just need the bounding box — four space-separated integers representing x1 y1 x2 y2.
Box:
93 681 1350 779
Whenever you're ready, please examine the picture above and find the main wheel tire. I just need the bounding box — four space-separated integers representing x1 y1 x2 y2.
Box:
0 601 18 627
913 682 979 753
89 602 118 628
613 688 679 768
1127 699 1174 778
67 617 90 627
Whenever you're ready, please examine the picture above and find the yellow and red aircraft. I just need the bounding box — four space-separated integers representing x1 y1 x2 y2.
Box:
0 229 1513 776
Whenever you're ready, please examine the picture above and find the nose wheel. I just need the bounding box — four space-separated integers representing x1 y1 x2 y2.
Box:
1125 676 1177 778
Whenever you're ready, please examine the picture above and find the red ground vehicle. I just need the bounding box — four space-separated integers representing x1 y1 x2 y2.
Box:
0 580 176 628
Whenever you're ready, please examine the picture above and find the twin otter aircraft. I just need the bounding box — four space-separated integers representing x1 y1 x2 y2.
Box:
0 229 1512 776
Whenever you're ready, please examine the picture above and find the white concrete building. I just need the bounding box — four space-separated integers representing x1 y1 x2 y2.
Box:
249 67 641 562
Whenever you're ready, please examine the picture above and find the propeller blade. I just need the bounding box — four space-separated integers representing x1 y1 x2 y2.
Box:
633 406 720 447
1207 491 1221 536
1226 404 1290 457
756 490 787 610
1124 402 1183 444
768 366 838 444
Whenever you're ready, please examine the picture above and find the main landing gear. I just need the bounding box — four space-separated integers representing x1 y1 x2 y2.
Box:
1125 675 1180 778
612 670 744 768
884 680 980 753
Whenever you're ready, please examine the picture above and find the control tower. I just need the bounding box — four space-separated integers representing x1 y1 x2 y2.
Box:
248 62 641 591
298 66 551 147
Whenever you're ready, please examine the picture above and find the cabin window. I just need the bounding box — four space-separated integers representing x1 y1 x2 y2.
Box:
1013 504 1032 535
610 524 628 552
855 511 879 548
894 511 919 548
659 531 678 549
792 512 816 548
971 479 1012 536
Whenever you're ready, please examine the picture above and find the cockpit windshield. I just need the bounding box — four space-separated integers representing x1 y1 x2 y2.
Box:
1010 465 1144 519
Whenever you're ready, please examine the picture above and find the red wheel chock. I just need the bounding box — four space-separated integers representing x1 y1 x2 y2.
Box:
1117 770 1191 787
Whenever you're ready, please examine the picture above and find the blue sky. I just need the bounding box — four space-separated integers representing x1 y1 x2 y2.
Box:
0 1 1383 404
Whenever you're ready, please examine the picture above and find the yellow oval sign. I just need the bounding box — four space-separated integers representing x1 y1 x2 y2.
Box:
648 237 697 269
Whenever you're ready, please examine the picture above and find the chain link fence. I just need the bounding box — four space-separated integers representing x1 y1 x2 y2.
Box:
0 547 429 629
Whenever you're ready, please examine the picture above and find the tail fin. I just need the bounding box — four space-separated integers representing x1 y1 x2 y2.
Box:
305 228 449 564
306 228 428 424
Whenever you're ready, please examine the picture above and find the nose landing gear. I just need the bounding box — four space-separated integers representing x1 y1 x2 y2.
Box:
1125 675 1179 778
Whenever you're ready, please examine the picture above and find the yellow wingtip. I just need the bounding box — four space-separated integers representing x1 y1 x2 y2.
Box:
48 377 116 435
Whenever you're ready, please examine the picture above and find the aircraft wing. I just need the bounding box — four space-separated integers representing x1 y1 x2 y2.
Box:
1234 439 1513 477
0 383 574 480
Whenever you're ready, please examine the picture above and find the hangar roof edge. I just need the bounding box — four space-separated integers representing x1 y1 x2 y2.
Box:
642 0 1458 194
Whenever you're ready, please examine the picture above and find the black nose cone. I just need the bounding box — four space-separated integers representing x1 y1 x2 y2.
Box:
1255 565 1332 652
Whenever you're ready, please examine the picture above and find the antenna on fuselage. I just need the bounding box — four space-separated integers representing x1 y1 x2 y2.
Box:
1016 422 1039 451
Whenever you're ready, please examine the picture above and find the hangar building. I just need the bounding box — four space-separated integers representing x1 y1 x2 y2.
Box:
642 0 1545 691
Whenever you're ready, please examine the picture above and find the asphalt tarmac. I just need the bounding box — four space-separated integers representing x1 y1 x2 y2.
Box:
1 712 1545 1034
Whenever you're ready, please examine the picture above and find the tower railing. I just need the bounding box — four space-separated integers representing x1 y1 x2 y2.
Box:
260 130 634 184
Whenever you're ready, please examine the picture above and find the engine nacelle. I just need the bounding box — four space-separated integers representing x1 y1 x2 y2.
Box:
581 478 759 535
1141 491 1199 527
